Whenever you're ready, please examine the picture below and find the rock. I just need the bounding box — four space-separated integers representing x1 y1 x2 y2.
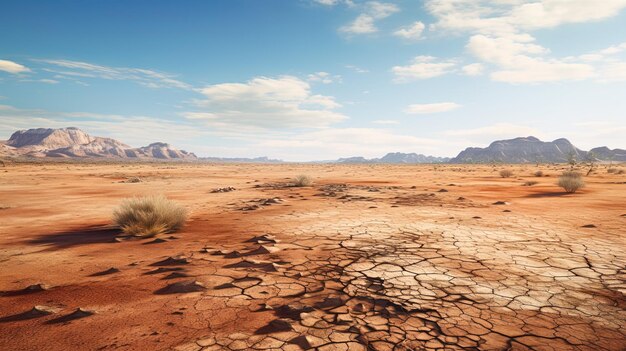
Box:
46 308 94 324
144 238 167 245
255 319 293 334
210 187 236 193
0 305 59 322
144 267 185 275
1 283 49 296
155 280 206 294
89 267 120 276
150 256 189 266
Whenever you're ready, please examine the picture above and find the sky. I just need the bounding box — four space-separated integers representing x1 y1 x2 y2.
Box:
1 0 625 161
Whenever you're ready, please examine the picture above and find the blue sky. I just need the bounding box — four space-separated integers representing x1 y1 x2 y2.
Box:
1 0 625 160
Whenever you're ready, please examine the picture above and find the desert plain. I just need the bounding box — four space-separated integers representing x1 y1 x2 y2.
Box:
0 162 624 351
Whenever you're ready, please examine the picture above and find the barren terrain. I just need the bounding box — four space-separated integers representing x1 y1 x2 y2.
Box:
0 162 624 351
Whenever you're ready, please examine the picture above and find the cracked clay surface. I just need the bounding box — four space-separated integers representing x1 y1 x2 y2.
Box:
0 163 624 350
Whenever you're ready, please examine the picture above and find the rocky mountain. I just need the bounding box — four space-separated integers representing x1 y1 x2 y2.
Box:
1 127 196 160
336 156 370 164
589 147 626 162
451 136 588 163
6 127 96 149
380 152 450 163
128 142 197 159
335 153 449 164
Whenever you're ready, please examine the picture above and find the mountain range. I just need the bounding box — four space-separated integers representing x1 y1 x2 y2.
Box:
336 153 450 164
451 136 625 163
1 127 624 163
1 127 196 160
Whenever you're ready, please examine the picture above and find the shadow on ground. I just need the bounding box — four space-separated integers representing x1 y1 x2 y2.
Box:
27 225 121 250
524 191 571 198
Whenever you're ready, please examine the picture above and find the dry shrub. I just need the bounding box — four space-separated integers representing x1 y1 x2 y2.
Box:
113 195 187 237
534 170 543 177
558 171 585 193
292 175 313 187
499 169 513 178
523 181 538 186
122 177 142 183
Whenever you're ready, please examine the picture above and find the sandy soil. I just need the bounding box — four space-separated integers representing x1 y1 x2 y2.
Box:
0 162 624 351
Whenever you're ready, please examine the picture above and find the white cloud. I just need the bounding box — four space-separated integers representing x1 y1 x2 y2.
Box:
314 0 339 5
35 59 192 89
461 63 484 76
0 59 30 74
392 56 456 82
467 34 595 83
341 14 378 34
426 0 626 84
598 42 626 55
368 1 400 19
427 0 626 35
340 1 399 34
491 61 595 83
39 79 59 84
598 62 626 83
393 21 425 40
345 65 369 73
19 78 60 84
313 0 355 6
307 71 341 84
186 76 348 129
405 102 461 114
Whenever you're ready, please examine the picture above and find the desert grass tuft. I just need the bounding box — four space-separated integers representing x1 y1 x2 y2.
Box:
533 170 543 177
113 195 187 237
499 169 513 178
523 181 538 186
557 171 585 193
292 175 313 187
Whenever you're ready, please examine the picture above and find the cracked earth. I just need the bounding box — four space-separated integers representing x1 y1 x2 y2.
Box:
0 163 624 350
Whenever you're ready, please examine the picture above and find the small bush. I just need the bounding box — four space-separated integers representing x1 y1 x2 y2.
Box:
113 195 187 237
534 170 543 177
292 175 313 187
523 181 538 186
558 171 585 193
499 169 513 178
122 177 142 183
607 168 617 173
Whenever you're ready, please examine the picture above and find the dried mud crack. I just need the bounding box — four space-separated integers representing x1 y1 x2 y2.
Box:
0 164 624 351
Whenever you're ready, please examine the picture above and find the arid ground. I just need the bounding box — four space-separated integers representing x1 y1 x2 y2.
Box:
0 163 624 351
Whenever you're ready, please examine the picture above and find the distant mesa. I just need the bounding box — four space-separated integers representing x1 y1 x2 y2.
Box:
1 127 196 160
450 136 626 163
336 153 450 164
